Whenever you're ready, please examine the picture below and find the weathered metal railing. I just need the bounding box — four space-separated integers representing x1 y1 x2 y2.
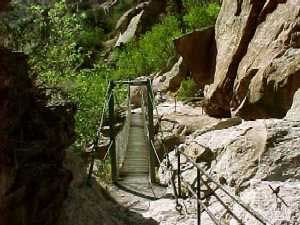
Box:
115 85 131 177
87 84 112 184
176 149 270 225
107 79 156 182
142 81 184 210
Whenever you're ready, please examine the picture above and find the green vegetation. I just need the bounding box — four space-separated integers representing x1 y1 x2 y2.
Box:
183 1 220 31
111 16 182 79
0 0 220 149
177 78 200 100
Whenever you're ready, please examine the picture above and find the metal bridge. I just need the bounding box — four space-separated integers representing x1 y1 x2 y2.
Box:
87 79 271 225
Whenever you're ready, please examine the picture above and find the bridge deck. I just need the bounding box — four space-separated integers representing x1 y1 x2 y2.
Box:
119 112 149 176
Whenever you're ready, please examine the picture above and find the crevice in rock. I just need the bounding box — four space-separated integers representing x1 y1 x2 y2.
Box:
231 68 258 109
285 18 300 48
235 0 242 16
218 0 267 115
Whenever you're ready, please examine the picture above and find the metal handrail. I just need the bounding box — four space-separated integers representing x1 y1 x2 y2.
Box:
179 174 220 225
115 83 131 174
87 85 112 184
200 176 245 224
150 140 162 165
146 81 269 225
142 80 183 212
140 89 162 166
177 149 270 225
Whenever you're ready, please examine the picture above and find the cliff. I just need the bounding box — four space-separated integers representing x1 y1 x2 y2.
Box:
176 0 300 119
0 49 75 225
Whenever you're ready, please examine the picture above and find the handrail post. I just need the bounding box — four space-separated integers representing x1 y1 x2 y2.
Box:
197 168 201 225
147 79 156 183
177 151 182 198
108 80 117 183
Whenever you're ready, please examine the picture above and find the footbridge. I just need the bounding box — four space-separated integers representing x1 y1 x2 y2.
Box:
86 79 271 225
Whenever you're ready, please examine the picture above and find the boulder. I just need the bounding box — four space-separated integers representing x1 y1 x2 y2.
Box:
129 78 148 107
285 88 300 121
154 57 188 93
175 27 217 87
115 1 150 32
208 120 268 188
230 180 300 225
203 0 300 119
255 119 300 182
114 0 167 47
163 113 220 135
190 118 300 190
184 142 214 164
138 0 167 34
191 116 242 137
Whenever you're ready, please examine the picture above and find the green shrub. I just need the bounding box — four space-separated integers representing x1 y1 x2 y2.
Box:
67 69 108 147
112 16 182 79
177 78 200 100
78 28 104 49
183 2 220 31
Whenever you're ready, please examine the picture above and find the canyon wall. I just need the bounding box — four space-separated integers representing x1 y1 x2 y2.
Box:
0 49 75 225
177 0 300 119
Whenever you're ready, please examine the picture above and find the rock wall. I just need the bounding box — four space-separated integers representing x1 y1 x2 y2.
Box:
157 97 300 224
114 0 167 47
175 27 217 88
177 0 300 119
0 48 75 225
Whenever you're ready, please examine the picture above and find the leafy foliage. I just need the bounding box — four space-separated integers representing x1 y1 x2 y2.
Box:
0 0 221 149
177 78 200 100
111 16 182 79
183 2 220 31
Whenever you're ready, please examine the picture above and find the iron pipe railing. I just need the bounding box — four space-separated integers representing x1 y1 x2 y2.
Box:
179 173 220 225
177 149 270 225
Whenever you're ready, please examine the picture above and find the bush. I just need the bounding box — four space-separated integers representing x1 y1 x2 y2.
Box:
67 69 108 147
177 78 200 100
78 28 104 49
183 2 220 31
111 16 182 79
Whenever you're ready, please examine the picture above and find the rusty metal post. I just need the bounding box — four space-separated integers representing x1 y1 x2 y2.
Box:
197 169 201 225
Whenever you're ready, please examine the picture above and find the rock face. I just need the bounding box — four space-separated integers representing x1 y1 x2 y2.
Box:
179 0 300 119
175 27 216 87
115 10 144 47
0 49 75 225
154 57 188 93
114 0 167 47
129 77 148 107
149 94 300 225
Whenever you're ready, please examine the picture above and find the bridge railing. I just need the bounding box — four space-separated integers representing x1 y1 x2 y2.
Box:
143 79 270 225
176 148 271 225
141 81 183 207
87 84 112 184
115 85 131 177
87 80 131 183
